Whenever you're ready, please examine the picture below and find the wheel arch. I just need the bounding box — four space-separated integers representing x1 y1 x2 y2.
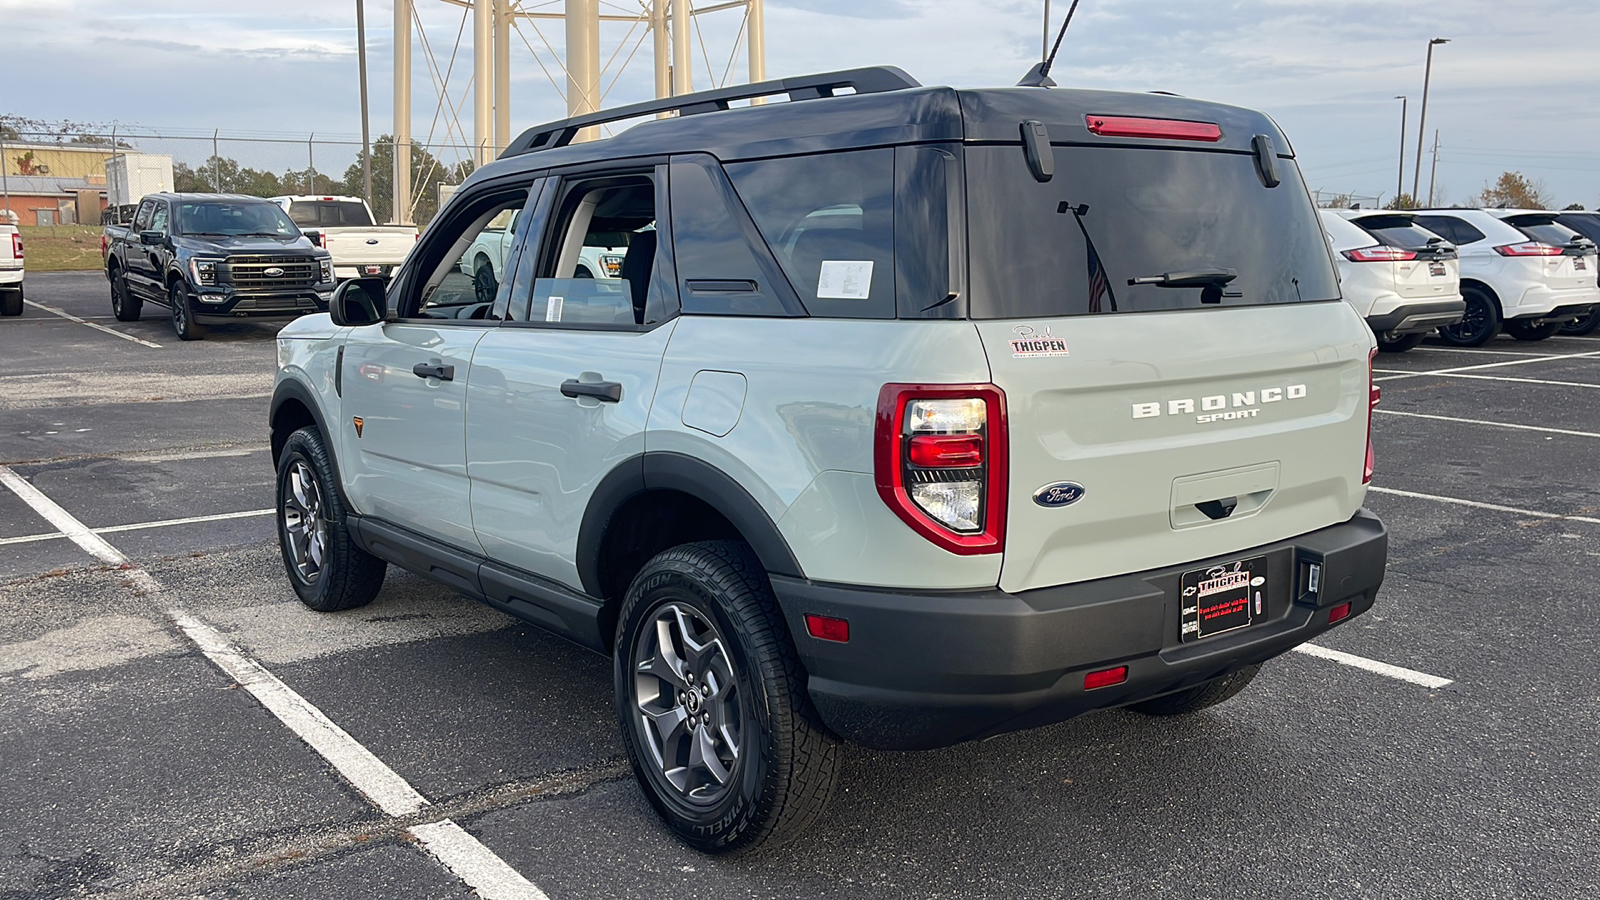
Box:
270 378 341 480
1459 278 1502 313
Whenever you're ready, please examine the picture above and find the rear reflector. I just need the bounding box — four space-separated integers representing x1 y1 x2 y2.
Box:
908 434 984 468
1328 602 1352 625
1364 349 1379 485
804 614 850 643
1086 115 1223 142
1343 246 1417 263
1083 666 1128 690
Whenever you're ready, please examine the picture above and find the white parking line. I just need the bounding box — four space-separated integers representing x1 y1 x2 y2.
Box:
0 508 274 547
1390 372 1600 390
22 299 162 349
1291 644 1453 689
1367 485 1600 525
1374 409 1600 439
1374 349 1600 381
1407 346 1563 357
0 470 552 898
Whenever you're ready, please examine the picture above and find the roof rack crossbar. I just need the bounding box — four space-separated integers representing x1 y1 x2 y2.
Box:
501 66 920 159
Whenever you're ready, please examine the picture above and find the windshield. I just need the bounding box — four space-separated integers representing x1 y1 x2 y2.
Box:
966 146 1339 318
284 200 374 228
176 201 301 238
1350 214 1452 250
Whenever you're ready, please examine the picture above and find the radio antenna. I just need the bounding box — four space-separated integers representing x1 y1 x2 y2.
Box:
1019 0 1084 87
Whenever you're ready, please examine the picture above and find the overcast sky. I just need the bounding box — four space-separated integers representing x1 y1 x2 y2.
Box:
3 0 1597 207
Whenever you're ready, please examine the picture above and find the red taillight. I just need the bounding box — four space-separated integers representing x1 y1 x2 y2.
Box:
804 614 850 643
1084 666 1128 690
12 233 22 259
1494 241 1563 258
875 384 1007 555
1364 348 1379 485
1328 602 1352 625
1342 246 1417 263
1085 114 1223 142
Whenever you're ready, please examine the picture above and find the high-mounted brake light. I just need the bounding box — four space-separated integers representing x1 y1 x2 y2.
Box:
875 384 1007 555
1494 242 1563 258
1343 246 1417 263
1364 348 1380 485
1085 115 1223 142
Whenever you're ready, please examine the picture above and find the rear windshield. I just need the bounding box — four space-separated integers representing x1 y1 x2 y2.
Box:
175 201 300 238
1505 216 1585 248
965 146 1339 318
1558 213 1600 243
1350 214 1451 250
285 200 374 227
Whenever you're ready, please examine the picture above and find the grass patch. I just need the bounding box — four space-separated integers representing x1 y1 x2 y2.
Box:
19 225 103 272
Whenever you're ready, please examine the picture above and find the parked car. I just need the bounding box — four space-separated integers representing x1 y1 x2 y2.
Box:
1321 209 1462 352
269 195 417 282
1553 210 1600 335
0 222 22 317
104 193 334 340
271 67 1387 853
458 205 629 303
1411 208 1599 345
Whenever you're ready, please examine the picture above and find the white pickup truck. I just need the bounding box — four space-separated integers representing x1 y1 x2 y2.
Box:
0 223 22 317
269 196 417 282
458 206 630 302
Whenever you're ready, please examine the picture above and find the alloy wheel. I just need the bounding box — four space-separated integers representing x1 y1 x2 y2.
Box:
281 460 327 583
632 603 743 804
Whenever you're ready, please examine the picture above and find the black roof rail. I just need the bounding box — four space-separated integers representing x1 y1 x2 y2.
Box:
501 66 921 159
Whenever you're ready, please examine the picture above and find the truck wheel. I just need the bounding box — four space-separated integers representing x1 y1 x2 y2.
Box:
1560 306 1600 336
1435 287 1500 347
276 426 386 612
1128 664 1261 716
472 257 498 305
169 282 208 341
0 288 20 317
111 271 141 321
1374 332 1424 353
615 541 840 855
1503 319 1564 342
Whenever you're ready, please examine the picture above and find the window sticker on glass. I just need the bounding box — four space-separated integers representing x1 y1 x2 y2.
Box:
817 260 874 300
546 295 565 322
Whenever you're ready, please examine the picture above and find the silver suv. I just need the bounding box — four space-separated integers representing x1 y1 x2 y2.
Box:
270 68 1389 854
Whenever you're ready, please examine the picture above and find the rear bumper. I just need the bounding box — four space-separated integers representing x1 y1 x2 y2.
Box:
1367 299 1465 335
0 266 22 287
773 509 1387 750
1506 284 1600 321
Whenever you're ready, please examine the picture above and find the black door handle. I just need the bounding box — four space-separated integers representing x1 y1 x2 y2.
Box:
560 379 623 402
413 362 454 381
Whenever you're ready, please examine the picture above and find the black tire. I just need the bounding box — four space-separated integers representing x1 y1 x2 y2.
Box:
169 281 208 340
1503 319 1565 342
1374 332 1424 353
0 288 20 317
275 427 386 612
574 266 595 279
1560 306 1600 336
1128 664 1261 716
472 257 498 305
1435 287 1500 347
615 541 840 855
110 269 141 321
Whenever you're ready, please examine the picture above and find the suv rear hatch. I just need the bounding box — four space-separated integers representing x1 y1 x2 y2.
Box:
1501 213 1598 290
959 95 1371 594
1348 213 1461 300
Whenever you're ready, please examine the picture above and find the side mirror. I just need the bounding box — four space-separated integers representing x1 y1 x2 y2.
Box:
139 230 164 245
330 277 388 326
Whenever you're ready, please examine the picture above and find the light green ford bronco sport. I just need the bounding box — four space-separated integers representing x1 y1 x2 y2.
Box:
270 67 1388 854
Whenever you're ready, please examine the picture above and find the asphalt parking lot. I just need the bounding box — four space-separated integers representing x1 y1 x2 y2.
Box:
3 270 1598 899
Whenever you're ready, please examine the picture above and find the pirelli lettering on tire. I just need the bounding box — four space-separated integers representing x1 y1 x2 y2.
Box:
1131 384 1308 423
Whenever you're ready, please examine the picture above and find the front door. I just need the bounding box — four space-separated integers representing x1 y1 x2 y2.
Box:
338 183 539 553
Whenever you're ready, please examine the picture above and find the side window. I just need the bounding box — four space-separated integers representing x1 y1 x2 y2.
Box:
724 148 897 319
149 203 170 236
516 172 660 328
132 201 155 233
403 186 533 321
668 156 800 317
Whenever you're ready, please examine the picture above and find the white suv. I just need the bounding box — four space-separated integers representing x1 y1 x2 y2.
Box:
1321 210 1462 353
1412 208 1600 345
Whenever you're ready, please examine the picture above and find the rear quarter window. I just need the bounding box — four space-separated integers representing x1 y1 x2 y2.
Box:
1350 215 1451 250
1414 216 1485 246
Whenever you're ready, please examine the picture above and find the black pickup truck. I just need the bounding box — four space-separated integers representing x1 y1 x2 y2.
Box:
103 193 334 340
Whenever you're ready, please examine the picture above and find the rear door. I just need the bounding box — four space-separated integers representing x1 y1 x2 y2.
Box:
963 142 1371 594
123 199 161 300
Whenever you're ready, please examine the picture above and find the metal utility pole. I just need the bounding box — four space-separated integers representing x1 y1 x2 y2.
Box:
1393 95 1407 202
474 0 493 166
1428 130 1441 207
671 0 692 95
567 0 601 141
652 0 670 102
308 134 316 192
1412 37 1449 204
394 0 412 224
357 0 373 205
1043 0 1051 59
495 0 511 156
1 133 10 225
748 0 765 85
212 130 221 192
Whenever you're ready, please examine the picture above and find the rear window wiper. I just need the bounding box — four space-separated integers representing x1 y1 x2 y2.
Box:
1128 269 1238 288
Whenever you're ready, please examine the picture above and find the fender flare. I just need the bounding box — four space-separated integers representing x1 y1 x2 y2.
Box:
575 452 805 598
269 377 344 491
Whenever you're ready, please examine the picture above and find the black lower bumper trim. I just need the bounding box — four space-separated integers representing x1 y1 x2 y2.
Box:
1367 299 1466 335
772 510 1387 750
1509 302 1597 324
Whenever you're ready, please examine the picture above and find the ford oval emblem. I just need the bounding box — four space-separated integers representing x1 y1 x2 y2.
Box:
365 238 380 245
1033 482 1086 508
263 266 285 277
